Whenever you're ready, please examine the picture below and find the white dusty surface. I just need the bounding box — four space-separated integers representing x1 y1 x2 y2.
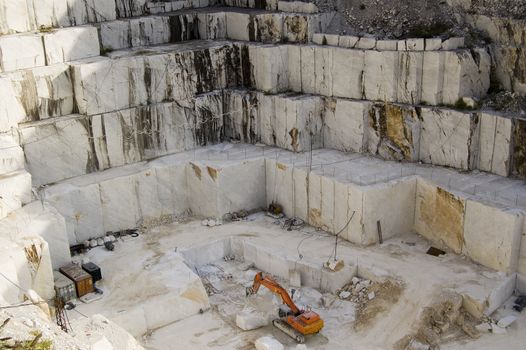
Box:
65 215 523 350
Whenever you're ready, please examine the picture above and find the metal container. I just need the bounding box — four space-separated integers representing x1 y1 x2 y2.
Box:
53 271 76 302
59 263 94 297
82 262 102 283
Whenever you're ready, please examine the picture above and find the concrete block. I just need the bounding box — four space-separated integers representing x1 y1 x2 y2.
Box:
0 33 44 71
478 112 512 176
43 26 100 64
463 201 524 272
0 170 32 220
414 179 466 254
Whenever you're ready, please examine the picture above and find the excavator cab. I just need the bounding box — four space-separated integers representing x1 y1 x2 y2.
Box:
246 272 324 343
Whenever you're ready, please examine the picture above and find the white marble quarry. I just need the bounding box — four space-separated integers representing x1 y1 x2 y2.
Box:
0 170 32 220
43 26 100 64
421 51 445 105
0 201 71 270
20 115 95 186
331 47 364 99
0 133 24 174
463 200 524 273
419 108 476 170
198 12 227 40
478 112 513 176
278 1 318 13
0 33 44 72
363 50 398 102
0 62 74 129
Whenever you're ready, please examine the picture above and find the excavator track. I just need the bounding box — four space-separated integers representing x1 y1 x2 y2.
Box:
272 319 305 343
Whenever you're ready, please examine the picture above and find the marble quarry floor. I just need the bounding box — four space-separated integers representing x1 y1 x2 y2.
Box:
66 214 526 350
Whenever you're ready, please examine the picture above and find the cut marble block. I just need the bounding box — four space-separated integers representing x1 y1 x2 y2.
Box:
322 98 369 153
361 177 417 245
253 13 283 43
478 112 513 176
187 158 266 218
363 50 399 102
463 200 524 273
198 12 227 40
74 42 237 115
265 159 294 217
260 93 323 152
20 115 95 186
414 179 466 254
43 26 100 64
0 33 44 72
0 133 24 174
314 45 333 96
0 170 32 220
99 173 141 232
0 63 74 129
0 202 71 270
442 49 490 105
91 102 197 170
278 1 318 13
283 14 312 43
0 227 54 303
421 51 445 105
491 45 526 96
223 89 259 143
249 44 288 93
332 47 364 99
367 103 421 162
419 108 477 170
397 51 423 104
43 182 104 245
226 12 251 41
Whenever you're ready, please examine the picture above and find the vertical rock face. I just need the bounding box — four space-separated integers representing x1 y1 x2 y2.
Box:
415 180 466 254
419 108 477 170
478 112 513 176
0 63 74 130
367 103 420 162
223 89 259 143
491 46 526 95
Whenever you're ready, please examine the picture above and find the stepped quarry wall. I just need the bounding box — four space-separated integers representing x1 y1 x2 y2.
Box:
1 1 526 332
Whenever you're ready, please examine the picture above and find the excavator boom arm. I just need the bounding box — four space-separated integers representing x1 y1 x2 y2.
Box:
249 272 300 315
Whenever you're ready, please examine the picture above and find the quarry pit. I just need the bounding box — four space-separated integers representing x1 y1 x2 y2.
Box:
1 1 526 350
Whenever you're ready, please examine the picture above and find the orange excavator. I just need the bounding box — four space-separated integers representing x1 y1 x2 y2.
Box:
246 272 324 343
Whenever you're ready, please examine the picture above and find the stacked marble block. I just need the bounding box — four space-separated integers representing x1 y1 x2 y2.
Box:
0 0 213 35
38 144 526 285
313 33 465 51
99 8 332 51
